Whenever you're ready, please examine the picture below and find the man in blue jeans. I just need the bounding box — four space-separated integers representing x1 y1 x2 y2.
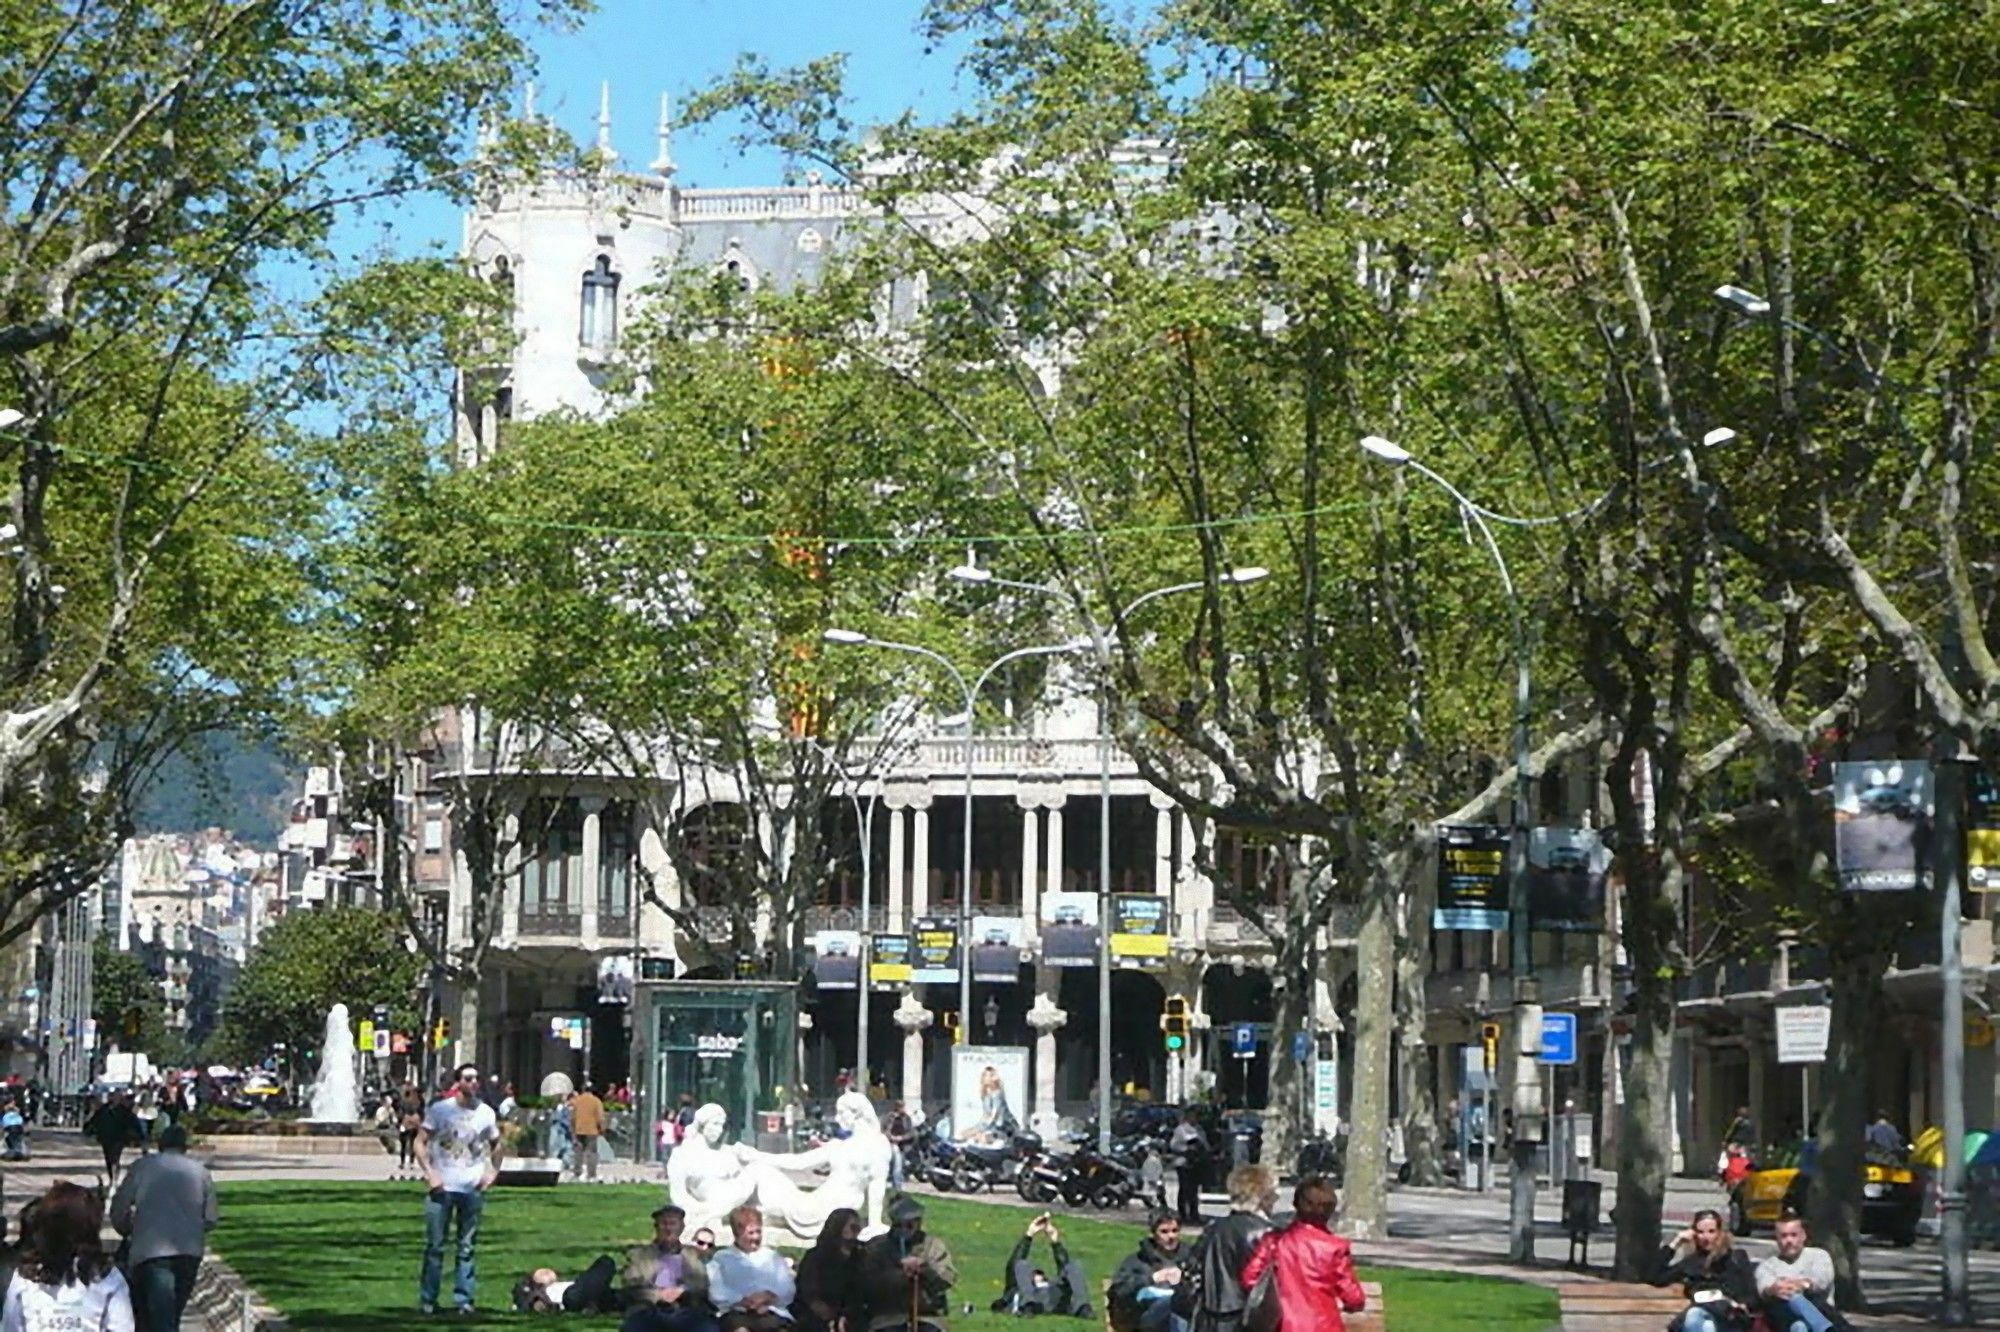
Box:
416 1063 502 1315
1753 1214 1850 1332
110 1123 216 1331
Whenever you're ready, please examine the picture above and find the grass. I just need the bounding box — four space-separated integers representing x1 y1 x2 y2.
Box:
211 1182 1559 1331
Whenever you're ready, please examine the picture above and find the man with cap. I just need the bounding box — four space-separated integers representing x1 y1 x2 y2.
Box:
861 1197 957 1332
110 1123 217 1332
621 1203 719 1332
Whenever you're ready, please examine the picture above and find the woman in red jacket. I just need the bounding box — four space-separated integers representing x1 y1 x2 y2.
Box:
1239 1175 1367 1332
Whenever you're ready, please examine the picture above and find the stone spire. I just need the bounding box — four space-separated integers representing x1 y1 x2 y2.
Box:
595 81 616 163
651 91 676 178
523 79 538 119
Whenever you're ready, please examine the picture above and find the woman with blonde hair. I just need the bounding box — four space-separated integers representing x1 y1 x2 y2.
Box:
1648 1208 1758 1332
1182 1164 1277 1332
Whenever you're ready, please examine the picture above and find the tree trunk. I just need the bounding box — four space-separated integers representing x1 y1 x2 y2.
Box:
1810 939 1889 1309
1613 839 1685 1279
1395 839 1443 1186
1341 849 1397 1239
1263 963 1308 1173
457 974 484 1075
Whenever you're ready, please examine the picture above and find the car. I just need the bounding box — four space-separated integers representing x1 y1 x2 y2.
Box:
1728 1143 1921 1247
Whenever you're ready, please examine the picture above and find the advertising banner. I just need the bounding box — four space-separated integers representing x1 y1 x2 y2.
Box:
1040 890 1101 967
1110 893 1170 964
809 931 862 990
1526 827 1608 932
910 916 961 985
950 1045 1028 1144
868 933 911 986
1968 769 2000 892
1833 760 1934 892
970 915 1026 984
1434 824 1511 931
595 954 635 1004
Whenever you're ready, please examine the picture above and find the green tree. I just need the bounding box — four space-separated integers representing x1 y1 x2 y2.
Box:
216 907 422 1070
91 940 169 1059
0 0 584 948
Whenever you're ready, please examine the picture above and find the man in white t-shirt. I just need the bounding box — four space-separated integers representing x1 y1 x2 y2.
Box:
415 1063 502 1315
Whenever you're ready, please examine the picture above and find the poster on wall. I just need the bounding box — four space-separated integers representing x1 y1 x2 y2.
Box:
910 917 961 984
970 915 1026 984
1040 891 1101 967
1968 769 2000 891
1434 824 1511 931
595 953 635 1004
810 931 862 990
950 1044 1028 1145
1110 894 1170 964
1526 827 1608 932
869 933 911 986
1833 760 1934 892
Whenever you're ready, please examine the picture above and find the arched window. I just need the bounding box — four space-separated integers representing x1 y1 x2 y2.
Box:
579 254 620 350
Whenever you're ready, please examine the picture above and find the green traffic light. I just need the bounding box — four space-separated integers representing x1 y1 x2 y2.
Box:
1165 1034 1185 1051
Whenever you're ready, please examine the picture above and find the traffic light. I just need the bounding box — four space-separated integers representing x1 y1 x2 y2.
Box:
1161 994 1190 1052
433 1018 452 1050
1480 1021 1501 1073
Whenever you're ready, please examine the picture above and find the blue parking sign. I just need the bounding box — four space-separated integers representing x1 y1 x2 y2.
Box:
1232 1023 1257 1058
1539 1011 1578 1065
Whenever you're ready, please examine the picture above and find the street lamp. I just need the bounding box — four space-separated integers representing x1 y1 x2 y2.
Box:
948 561 1270 1151
1361 433 1542 1262
822 629 1089 1051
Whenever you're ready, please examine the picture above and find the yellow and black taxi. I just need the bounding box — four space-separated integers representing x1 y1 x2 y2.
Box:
1727 1139 1921 1246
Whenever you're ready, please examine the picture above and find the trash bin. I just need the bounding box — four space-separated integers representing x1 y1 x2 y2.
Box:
1562 1178 1602 1238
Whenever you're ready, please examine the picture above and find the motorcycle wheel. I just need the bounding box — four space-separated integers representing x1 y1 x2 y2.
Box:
952 1159 989 1194
1018 1174 1051 1204
1092 1185 1128 1210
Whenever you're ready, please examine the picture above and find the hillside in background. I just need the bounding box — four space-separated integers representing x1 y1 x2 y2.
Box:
135 731 297 845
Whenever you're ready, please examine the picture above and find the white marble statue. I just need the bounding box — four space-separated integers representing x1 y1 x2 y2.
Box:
666 1095 892 1244
666 1103 765 1237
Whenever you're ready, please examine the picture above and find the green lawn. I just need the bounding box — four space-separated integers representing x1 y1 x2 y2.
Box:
211 1182 1558 1331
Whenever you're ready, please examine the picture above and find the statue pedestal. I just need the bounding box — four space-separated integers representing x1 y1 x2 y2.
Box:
1026 990 1067 1140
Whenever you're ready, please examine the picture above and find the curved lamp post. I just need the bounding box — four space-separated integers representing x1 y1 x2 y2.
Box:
823 629 1090 1051
1361 433 1542 1262
947 563 1270 1150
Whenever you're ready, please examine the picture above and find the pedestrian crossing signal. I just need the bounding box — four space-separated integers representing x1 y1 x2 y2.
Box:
1161 994 1190 1052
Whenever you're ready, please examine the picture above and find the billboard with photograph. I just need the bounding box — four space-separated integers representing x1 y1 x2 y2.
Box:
910 916 961 984
950 1044 1028 1145
1833 760 1934 892
1110 894 1170 963
1434 824 1511 931
1526 827 1608 932
1039 890 1101 967
595 953 635 1005
970 915 1026 984
869 933 911 986
810 930 862 990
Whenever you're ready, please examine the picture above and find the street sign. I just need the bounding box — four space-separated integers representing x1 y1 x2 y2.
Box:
1231 1022 1257 1059
1292 1030 1312 1064
1539 1011 1578 1066
1775 1005 1832 1064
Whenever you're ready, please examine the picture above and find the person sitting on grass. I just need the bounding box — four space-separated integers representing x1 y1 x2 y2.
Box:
1753 1214 1850 1332
1648 1209 1758 1332
1239 1175 1368 1332
511 1256 622 1315
1109 1211 1189 1332
992 1212 1093 1318
621 1204 718 1332
706 1205 795 1332
859 1197 957 1332
795 1208 864 1332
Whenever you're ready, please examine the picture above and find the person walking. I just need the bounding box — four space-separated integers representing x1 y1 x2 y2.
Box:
414 1062 502 1316
1864 1111 1904 1159
883 1101 915 1189
1239 1175 1367 1332
1184 1165 1276 1332
1168 1110 1209 1226
133 1083 159 1153
109 1125 216 1332
2 1181 135 1331
397 1085 424 1176
570 1082 607 1181
83 1092 142 1188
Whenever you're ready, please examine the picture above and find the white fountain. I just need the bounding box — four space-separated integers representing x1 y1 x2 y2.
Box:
306 1002 360 1122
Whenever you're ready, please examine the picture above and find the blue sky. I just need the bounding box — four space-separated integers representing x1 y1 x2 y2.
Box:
355 0 970 260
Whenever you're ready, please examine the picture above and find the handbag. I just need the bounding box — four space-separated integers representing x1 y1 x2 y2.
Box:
1240 1264 1281 1332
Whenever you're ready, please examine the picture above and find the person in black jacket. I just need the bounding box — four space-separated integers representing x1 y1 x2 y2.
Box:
1181 1165 1276 1332
992 1213 1093 1317
1648 1209 1759 1332
796 1208 865 1332
1108 1212 1189 1332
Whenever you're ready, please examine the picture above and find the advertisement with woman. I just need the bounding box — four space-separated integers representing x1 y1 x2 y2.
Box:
950 1046 1028 1145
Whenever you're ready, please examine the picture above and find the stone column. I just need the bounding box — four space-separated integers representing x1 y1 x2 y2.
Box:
911 805 932 919
580 795 605 941
894 992 935 1111
1019 800 1040 928
1026 988 1068 1138
1152 795 1174 897
1045 802 1065 896
886 805 908 934
498 808 522 948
